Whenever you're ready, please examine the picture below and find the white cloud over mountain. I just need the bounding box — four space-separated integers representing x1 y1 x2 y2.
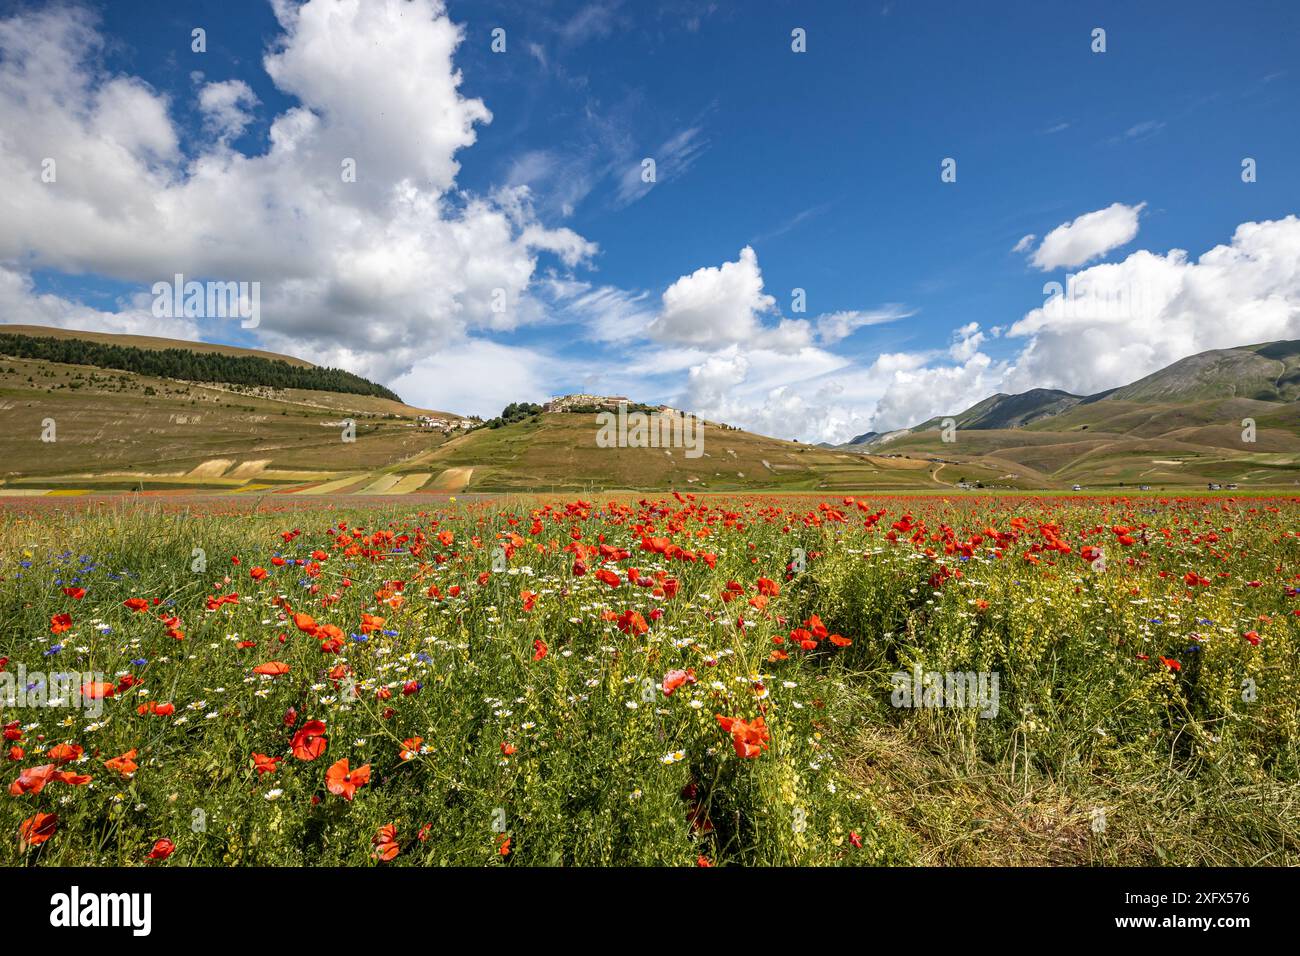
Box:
1004 214 1300 394
651 215 1300 442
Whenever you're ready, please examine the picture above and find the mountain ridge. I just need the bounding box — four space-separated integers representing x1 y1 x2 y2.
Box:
835 339 1299 489
850 340 1300 448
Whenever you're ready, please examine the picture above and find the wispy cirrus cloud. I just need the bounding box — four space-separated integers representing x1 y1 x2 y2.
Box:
1108 119 1166 145
749 200 835 245
815 306 913 345
613 124 708 207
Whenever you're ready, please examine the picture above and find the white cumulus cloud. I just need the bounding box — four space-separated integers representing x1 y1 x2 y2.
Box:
1026 202 1145 271
0 0 595 383
648 246 778 348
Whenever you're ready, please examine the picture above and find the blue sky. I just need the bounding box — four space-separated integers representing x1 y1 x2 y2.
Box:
2 0 1298 441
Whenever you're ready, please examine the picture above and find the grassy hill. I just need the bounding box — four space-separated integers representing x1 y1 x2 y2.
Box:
0 327 399 401
0 324 317 367
0 329 467 493
380 411 1026 494
912 388 1083 432
1100 339 1300 403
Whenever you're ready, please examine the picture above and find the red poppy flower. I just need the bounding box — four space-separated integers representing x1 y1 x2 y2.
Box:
662 668 696 696
252 661 290 676
252 752 281 776
372 824 400 862
716 714 770 759
49 613 73 635
325 758 370 800
19 812 57 849
399 737 423 761
9 763 57 796
105 749 139 776
291 720 328 761
47 743 82 765
790 628 817 651
115 674 139 694
617 610 648 635
148 838 176 860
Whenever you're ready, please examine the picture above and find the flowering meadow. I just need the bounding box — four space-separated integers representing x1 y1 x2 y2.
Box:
1 492 1297 867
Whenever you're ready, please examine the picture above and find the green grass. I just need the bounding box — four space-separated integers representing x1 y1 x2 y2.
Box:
1 492 1297 866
